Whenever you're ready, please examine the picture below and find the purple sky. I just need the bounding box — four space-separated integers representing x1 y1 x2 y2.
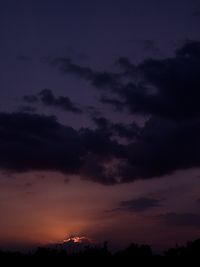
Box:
1 0 200 251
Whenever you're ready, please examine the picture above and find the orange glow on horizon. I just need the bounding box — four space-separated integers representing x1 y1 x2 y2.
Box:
63 236 92 244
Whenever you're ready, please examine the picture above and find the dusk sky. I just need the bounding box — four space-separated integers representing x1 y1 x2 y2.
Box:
1 0 200 251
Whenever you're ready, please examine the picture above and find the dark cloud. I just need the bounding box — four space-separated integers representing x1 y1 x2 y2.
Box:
80 127 117 156
117 117 200 182
111 122 141 140
23 89 82 113
116 57 136 77
118 197 162 212
92 72 121 90
50 57 121 91
38 89 82 113
51 57 93 79
159 213 200 227
176 41 200 57
81 115 200 183
3 42 200 185
80 154 120 185
89 115 200 183
99 95 125 111
51 41 200 121
0 112 123 185
79 122 129 184
92 116 140 140
0 112 83 174
114 41 200 120
90 115 200 182
92 117 110 129
85 105 102 117
2 111 200 185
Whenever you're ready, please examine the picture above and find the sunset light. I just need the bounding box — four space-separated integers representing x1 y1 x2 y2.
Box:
1 0 200 264
63 236 92 244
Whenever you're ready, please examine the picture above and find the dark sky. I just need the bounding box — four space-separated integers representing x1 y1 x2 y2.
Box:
1 0 200 251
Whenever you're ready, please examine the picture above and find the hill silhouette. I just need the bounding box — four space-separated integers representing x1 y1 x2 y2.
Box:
1 238 200 265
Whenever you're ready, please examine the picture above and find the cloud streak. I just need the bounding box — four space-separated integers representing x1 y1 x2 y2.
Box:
118 197 162 212
23 89 82 113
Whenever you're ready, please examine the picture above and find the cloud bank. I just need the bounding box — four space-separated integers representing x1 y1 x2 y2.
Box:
1 41 200 185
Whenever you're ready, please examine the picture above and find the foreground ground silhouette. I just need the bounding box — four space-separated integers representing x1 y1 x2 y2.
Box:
1 239 200 265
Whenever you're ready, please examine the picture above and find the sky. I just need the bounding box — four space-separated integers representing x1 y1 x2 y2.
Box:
1 0 200 252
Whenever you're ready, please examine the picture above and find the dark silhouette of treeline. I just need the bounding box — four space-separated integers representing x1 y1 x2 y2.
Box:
1 239 200 265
